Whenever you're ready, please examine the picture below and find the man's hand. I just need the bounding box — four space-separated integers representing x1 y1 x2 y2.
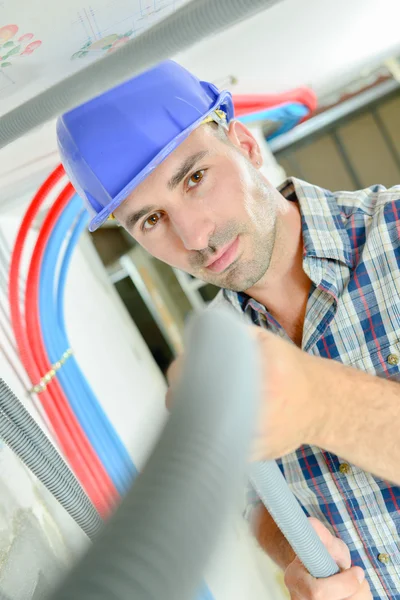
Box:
165 327 327 459
284 518 371 599
249 326 326 461
165 325 400 484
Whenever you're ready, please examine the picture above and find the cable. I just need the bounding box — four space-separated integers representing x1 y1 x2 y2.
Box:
0 0 283 148
8 165 114 515
0 378 102 540
40 195 134 492
24 181 118 513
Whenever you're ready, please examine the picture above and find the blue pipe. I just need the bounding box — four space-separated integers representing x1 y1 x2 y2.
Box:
40 197 123 488
39 195 135 492
237 102 309 140
56 201 136 483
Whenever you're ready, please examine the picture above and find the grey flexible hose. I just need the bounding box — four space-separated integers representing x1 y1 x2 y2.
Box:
49 309 259 600
249 461 340 578
0 377 95 510
0 0 283 149
0 378 102 540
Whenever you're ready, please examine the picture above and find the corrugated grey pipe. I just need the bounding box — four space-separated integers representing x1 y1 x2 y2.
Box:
46 310 340 600
49 309 260 600
0 0 283 149
0 378 102 540
249 461 340 577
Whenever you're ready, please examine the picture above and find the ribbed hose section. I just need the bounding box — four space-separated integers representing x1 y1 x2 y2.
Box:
0 377 99 505
0 378 102 540
0 0 283 149
249 461 340 578
50 309 259 600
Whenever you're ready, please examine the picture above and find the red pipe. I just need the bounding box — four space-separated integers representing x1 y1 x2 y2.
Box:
25 181 118 510
233 88 318 117
9 165 116 516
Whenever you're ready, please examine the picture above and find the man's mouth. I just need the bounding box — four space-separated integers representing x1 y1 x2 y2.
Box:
205 237 240 274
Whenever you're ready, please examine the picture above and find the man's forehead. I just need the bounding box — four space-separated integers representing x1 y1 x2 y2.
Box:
116 126 216 217
164 124 217 164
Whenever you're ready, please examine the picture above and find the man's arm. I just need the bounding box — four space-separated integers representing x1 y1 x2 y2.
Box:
311 356 400 484
250 503 295 570
252 327 400 485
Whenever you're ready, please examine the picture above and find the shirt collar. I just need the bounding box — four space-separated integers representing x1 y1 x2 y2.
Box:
222 177 353 311
280 177 353 268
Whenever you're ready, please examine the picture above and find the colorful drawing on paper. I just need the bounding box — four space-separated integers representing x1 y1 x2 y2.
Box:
71 2 175 60
0 24 42 69
72 30 135 59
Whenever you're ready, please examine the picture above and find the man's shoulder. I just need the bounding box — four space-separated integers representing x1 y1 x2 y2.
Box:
331 183 400 217
288 177 400 217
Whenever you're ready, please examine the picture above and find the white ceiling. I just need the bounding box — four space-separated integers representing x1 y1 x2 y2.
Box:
1 0 400 210
176 0 400 97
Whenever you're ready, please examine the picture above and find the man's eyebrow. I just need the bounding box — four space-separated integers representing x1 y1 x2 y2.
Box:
125 205 157 230
167 150 209 191
124 151 209 230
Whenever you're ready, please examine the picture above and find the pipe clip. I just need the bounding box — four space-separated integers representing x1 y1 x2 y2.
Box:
30 348 73 394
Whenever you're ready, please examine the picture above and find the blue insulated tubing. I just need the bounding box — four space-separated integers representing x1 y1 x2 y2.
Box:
39 194 135 493
237 102 309 140
55 200 135 485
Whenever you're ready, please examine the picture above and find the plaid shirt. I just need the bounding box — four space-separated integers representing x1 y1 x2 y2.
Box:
213 178 400 599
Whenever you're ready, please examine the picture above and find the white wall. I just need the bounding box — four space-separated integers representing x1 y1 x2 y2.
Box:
0 200 287 599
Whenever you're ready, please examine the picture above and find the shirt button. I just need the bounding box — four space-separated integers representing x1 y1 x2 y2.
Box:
387 353 399 366
339 463 351 474
378 553 390 564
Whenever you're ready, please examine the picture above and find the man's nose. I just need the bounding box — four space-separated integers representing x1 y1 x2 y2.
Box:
171 211 215 251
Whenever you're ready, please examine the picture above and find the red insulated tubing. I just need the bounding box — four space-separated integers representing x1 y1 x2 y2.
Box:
233 88 318 117
9 165 117 516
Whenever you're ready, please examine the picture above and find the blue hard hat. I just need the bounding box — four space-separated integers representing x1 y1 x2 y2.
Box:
57 60 234 232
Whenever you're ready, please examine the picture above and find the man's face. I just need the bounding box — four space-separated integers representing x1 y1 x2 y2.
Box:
114 121 280 292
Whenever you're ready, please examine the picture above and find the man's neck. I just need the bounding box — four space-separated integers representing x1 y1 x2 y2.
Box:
246 202 311 346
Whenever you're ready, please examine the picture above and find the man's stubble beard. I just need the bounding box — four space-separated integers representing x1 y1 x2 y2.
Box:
190 167 278 292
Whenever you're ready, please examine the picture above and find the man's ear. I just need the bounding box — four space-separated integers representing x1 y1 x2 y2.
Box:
226 120 263 168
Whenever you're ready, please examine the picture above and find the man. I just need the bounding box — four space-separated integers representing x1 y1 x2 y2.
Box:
57 60 400 599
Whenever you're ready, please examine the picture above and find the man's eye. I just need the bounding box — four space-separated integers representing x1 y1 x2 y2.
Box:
187 170 205 188
143 212 162 231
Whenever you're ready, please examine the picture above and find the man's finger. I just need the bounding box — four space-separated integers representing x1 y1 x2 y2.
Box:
285 559 364 600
